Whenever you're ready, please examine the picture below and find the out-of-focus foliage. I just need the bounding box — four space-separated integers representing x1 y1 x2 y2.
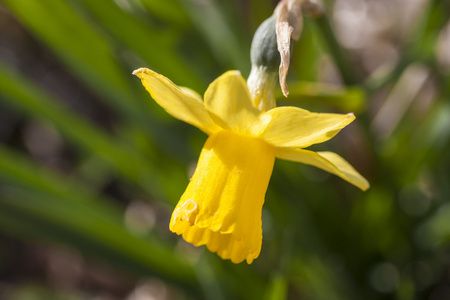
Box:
0 0 449 299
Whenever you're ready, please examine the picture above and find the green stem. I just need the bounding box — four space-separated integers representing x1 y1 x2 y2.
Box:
314 14 357 86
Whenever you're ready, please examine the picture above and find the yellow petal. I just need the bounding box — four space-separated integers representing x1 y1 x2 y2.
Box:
204 71 264 136
260 106 355 148
276 148 369 191
133 68 221 135
179 86 203 101
170 130 275 263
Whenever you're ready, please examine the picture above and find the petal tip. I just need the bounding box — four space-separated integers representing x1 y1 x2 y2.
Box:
360 180 370 191
345 112 356 124
132 67 153 78
230 70 242 76
132 67 144 76
222 70 243 79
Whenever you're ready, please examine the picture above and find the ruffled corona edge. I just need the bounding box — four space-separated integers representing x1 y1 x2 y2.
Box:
171 219 261 264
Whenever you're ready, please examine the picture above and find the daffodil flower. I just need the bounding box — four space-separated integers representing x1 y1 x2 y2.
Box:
133 68 369 264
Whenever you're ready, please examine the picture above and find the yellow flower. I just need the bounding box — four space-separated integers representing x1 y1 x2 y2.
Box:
133 68 369 264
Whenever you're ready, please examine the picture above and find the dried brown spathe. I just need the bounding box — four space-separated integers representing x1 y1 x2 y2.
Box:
275 0 324 97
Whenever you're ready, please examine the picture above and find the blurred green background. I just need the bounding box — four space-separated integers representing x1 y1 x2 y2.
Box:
0 0 449 299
